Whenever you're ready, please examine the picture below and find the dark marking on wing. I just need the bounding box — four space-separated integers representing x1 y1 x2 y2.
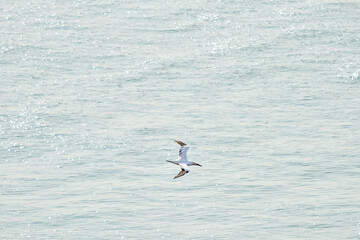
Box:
174 140 187 147
173 168 189 179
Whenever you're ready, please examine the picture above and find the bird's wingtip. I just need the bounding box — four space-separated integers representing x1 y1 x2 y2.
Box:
173 139 187 146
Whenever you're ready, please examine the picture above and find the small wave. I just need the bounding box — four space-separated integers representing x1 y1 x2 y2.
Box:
351 69 360 80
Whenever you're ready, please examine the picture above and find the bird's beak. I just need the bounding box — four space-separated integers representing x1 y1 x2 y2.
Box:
197 164 202 167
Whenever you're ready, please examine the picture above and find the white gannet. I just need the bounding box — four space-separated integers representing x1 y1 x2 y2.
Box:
166 140 202 179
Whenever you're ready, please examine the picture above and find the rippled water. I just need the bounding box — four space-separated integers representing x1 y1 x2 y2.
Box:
1 0 360 239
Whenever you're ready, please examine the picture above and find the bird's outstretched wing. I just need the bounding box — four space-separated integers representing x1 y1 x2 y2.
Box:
173 140 189 159
174 164 190 179
174 140 187 146
174 169 188 179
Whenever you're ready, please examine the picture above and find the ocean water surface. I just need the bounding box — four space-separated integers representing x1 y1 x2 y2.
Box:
1 0 360 239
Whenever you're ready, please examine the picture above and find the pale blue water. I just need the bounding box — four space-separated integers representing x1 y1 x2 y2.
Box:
1 0 360 239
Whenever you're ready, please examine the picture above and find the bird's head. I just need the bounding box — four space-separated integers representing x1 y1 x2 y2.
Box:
191 162 202 167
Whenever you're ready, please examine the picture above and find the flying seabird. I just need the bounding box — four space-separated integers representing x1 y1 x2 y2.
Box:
166 140 202 179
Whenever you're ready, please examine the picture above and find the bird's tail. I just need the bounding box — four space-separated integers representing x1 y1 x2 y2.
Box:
166 160 178 165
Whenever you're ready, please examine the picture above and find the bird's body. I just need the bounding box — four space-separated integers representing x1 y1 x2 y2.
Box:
167 140 202 179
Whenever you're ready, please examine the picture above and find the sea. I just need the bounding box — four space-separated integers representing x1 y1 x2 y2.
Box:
1 0 359 239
